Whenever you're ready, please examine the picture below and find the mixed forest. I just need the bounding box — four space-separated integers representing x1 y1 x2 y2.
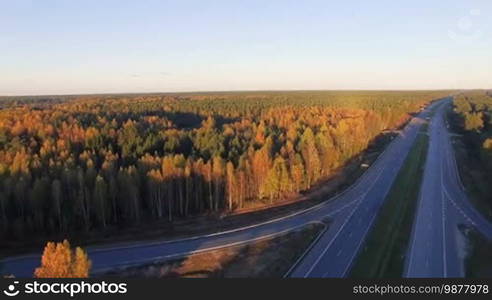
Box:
0 91 449 242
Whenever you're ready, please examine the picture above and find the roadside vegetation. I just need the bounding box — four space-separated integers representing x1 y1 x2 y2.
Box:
461 225 492 277
447 91 492 220
34 240 91 278
101 222 325 278
0 91 448 252
349 123 429 278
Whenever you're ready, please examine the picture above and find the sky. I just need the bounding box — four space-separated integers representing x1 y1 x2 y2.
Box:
1 0 491 95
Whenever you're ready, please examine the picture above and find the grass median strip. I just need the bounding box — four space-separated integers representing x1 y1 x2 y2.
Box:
349 124 429 278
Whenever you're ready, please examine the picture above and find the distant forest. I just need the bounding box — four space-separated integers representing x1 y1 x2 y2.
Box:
0 91 449 241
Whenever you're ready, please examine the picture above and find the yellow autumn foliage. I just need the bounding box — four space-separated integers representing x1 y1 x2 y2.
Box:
34 240 91 278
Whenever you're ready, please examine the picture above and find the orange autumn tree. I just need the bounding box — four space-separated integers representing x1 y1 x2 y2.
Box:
34 240 91 278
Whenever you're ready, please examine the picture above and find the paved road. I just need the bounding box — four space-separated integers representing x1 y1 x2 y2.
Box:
288 101 439 277
405 99 492 278
0 100 441 278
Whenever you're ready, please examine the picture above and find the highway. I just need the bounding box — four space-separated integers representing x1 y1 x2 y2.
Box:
405 99 492 278
288 101 438 277
0 100 440 278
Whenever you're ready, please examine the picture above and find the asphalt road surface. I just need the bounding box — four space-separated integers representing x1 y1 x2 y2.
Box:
288 101 439 277
0 99 441 278
405 99 492 278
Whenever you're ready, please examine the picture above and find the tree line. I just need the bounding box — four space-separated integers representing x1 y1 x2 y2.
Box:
0 91 449 241
452 91 492 216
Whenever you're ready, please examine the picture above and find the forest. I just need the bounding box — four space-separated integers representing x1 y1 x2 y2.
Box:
451 91 492 217
0 91 449 242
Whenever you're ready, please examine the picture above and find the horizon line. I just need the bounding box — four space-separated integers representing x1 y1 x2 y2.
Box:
1 88 486 98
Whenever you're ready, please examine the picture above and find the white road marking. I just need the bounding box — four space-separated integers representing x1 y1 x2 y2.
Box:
440 135 447 278
303 162 388 277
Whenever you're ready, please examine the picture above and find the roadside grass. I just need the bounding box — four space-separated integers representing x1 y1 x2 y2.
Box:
349 125 429 278
101 222 325 278
461 225 492 277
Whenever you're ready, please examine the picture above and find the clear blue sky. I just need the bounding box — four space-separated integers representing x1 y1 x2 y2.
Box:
1 0 491 95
